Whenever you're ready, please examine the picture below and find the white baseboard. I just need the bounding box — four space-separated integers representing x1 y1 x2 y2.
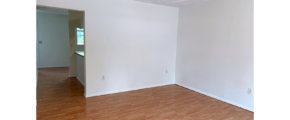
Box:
38 65 69 68
85 83 174 98
76 77 84 86
176 83 254 112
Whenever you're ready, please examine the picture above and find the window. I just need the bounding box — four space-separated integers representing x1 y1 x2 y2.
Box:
76 28 84 45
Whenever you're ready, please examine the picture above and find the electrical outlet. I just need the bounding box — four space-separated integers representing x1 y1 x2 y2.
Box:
39 41 42 44
166 70 168 73
102 76 105 80
247 88 252 94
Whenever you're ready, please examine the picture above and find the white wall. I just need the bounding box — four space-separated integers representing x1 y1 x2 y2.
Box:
37 0 179 97
77 55 84 85
176 0 253 111
69 10 84 51
68 10 84 77
76 45 84 51
37 12 70 68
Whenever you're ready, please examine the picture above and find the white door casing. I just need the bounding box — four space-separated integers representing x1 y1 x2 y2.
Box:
34 21 39 88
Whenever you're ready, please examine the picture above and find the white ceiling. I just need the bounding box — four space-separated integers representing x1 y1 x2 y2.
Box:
135 0 208 7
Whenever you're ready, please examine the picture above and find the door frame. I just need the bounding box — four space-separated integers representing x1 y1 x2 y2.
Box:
35 20 40 68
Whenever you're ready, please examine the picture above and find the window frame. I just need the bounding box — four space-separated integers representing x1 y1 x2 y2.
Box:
76 28 84 46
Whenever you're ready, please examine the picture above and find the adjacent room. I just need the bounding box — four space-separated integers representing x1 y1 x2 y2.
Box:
36 0 254 119
36 7 86 98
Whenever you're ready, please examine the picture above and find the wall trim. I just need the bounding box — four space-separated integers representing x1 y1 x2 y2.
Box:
38 65 69 68
76 77 84 86
176 83 254 112
86 83 174 98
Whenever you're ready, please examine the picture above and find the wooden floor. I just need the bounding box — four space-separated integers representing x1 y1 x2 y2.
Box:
37 67 253 120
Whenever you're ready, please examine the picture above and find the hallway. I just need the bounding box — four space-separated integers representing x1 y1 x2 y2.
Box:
37 68 253 120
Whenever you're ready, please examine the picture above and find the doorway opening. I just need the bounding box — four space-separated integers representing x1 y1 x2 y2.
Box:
36 6 86 99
